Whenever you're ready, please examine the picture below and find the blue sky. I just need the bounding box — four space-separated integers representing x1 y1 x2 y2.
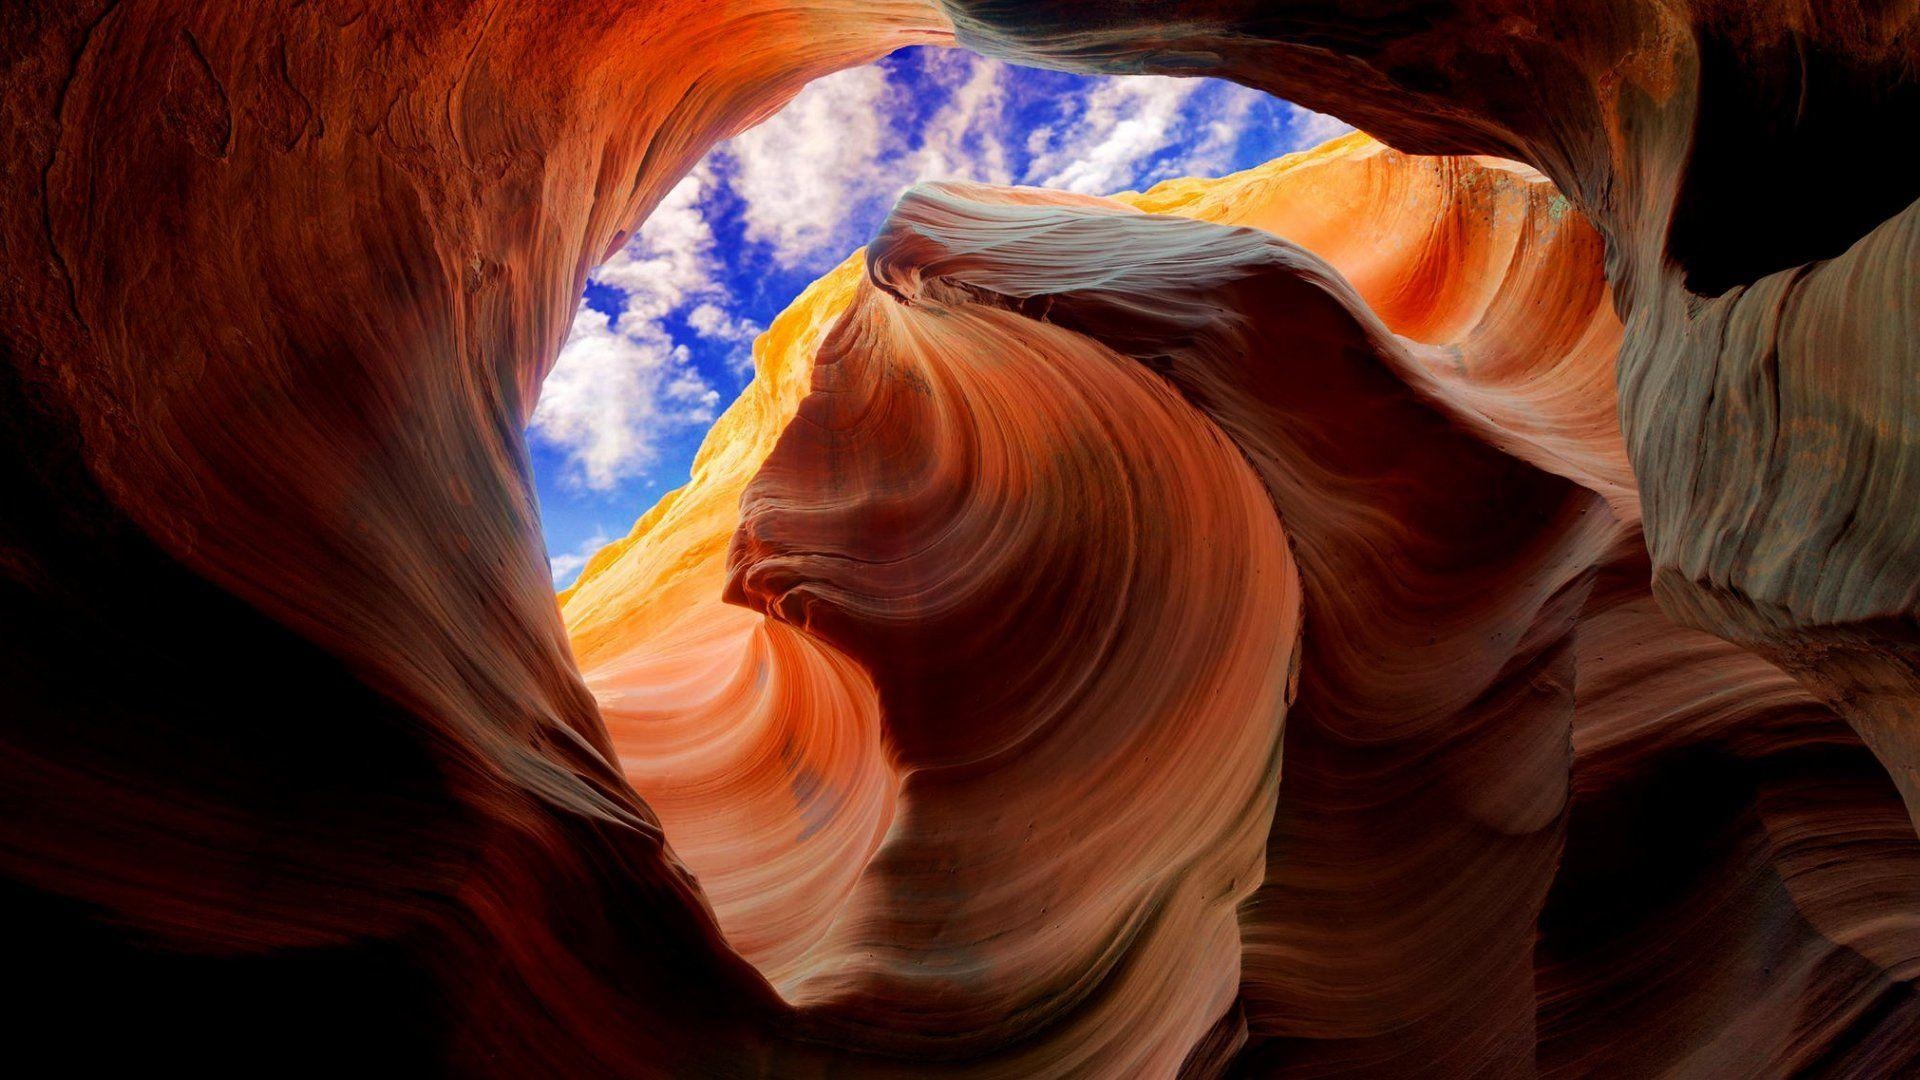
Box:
531 46 1350 587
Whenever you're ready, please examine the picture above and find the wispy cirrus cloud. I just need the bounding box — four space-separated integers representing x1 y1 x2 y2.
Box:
532 303 719 492
531 47 1361 564
548 527 612 588
1024 76 1210 193
723 65 898 269
1286 105 1356 147
531 165 759 491
715 52 1343 270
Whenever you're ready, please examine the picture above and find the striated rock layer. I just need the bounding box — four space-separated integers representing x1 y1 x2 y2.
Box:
3 1 1918 1076
940 0 1920 836
553 135 1918 1075
0 2 951 1072
857 177 1915 1076
562 136 1625 1018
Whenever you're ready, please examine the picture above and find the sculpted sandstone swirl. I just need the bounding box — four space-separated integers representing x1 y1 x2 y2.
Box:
0 2 949 1072
4 1 1919 1075
938 0 1920 834
559 141 1913 1074
853 180 1916 1075
861 181 1610 1073
562 137 1634 1028
558 255 899 989
1127 136 1632 519
729 253 1302 1073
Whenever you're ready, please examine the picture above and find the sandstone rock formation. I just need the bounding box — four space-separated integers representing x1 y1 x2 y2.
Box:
3 1 1917 1076
548 134 1917 1073
0 2 948 1072
942 0 1920 834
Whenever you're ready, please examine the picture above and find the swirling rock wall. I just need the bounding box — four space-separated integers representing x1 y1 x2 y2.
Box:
940 0 1920 834
0 1 947 1072
3 0 1917 1076
557 135 1917 1074
733 216 1304 1073
1126 136 1632 518
856 178 1916 1076
563 135 1630 1008
560 253 894 990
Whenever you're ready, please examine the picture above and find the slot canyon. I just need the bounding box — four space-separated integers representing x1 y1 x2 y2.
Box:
2 1 1917 1076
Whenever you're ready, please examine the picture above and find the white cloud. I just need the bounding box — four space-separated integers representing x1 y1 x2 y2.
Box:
901 52 1013 188
686 301 764 379
717 54 1021 271
593 172 713 307
715 53 1273 272
722 65 894 268
533 164 764 489
1024 76 1203 194
1287 104 1355 147
1188 85 1265 174
548 528 612 588
535 56 1321 500
532 303 721 490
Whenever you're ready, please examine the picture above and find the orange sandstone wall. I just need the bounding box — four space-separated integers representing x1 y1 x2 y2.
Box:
561 138 1628 1006
3 0 1918 1074
554 137 1918 1074
0 2 947 1072
940 0 1920 839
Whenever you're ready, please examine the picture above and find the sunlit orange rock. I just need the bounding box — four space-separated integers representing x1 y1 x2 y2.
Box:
4 1 1918 1075
1128 136 1631 517
0 2 948 1071
548 129 1915 1073
943 0 1920 837
561 255 897 989
563 138 1629 1021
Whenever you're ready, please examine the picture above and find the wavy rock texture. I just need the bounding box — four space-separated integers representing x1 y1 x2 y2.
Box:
1128 137 1631 519
563 136 1634 1018
940 0 1920 836
853 179 1612 1075
553 135 1916 1075
557 255 892 991
1540 539 1920 1077
4 1 1919 1076
0 2 949 1072
876 182 1918 1076
731 229 1303 1073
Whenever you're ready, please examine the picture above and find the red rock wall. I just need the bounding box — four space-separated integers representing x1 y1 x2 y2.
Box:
941 0 1920 836
3 1 1917 1076
0 2 946 1071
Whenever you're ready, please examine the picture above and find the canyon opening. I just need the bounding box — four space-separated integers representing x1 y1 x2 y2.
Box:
4 3 1919 1078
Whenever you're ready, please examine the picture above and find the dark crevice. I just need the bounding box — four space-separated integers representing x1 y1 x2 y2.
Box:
1669 28 1920 295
